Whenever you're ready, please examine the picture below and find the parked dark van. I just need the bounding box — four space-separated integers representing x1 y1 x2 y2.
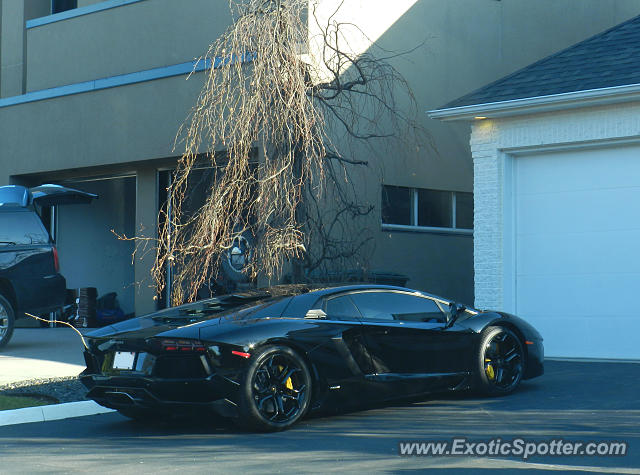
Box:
0 184 96 349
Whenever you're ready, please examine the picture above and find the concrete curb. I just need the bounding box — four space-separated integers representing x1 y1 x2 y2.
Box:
0 401 115 427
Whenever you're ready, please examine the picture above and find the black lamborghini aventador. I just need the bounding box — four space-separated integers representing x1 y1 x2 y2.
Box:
80 285 544 431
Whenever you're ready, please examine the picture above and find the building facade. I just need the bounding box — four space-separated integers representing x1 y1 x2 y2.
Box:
2 0 640 316
430 13 640 359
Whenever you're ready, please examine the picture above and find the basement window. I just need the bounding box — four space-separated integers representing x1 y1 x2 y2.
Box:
382 185 473 233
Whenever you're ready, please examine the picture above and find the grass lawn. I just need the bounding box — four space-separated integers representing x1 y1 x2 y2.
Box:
0 394 53 411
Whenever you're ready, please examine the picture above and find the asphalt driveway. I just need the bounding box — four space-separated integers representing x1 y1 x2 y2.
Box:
0 358 638 473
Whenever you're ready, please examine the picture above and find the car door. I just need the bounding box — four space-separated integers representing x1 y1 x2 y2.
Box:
349 290 475 380
0 209 60 313
0 184 98 314
319 294 375 376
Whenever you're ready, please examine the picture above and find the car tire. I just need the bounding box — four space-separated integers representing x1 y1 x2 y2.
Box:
237 345 312 432
0 294 16 350
220 231 254 283
474 326 525 395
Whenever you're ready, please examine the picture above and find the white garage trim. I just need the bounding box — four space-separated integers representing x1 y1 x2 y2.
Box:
469 102 640 360
502 150 517 315
428 82 640 121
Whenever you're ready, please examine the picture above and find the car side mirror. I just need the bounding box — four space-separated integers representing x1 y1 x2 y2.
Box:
446 302 466 328
304 309 327 320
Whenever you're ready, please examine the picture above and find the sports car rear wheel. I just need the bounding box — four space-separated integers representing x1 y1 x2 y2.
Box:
475 326 524 395
238 345 312 431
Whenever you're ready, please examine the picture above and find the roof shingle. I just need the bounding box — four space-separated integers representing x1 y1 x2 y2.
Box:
442 14 640 109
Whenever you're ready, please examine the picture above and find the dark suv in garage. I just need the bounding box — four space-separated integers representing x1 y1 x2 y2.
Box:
0 184 96 349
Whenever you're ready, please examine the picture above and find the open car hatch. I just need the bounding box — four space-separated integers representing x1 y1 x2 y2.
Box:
29 184 98 206
0 184 98 207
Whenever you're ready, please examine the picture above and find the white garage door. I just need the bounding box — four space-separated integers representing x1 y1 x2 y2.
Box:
514 144 640 359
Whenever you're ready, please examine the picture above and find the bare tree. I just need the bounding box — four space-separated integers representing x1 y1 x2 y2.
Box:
156 0 424 305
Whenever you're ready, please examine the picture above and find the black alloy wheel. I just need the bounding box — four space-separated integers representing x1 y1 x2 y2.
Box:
475 326 525 395
0 294 15 350
238 345 312 431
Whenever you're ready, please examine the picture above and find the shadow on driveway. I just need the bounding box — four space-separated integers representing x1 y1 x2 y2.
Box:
0 360 638 473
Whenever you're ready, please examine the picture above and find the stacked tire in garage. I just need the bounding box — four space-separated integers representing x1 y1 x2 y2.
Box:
75 287 97 328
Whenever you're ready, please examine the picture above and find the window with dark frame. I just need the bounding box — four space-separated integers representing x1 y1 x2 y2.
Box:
455 191 474 229
381 185 411 225
418 189 452 228
381 185 473 231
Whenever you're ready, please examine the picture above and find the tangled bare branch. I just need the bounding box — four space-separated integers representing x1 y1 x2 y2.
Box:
156 0 424 304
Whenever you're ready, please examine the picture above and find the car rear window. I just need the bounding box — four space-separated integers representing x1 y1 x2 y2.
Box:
0 211 49 245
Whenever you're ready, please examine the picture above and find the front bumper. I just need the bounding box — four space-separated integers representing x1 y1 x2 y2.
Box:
524 339 544 379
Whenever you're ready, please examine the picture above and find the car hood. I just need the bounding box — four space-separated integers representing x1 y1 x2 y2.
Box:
85 302 223 340
84 315 207 340
85 293 293 341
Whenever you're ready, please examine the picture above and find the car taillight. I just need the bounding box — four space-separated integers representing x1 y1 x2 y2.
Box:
52 246 60 272
160 339 207 353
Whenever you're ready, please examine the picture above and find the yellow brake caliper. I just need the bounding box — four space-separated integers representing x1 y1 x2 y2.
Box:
279 365 294 390
485 359 495 380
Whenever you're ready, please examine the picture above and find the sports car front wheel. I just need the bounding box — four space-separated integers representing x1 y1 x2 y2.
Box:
475 326 525 395
238 345 312 431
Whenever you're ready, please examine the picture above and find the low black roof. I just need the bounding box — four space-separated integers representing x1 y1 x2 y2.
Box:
442 14 640 109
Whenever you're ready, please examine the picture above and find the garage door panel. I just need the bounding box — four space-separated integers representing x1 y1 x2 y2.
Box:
516 231 640 275
516 146 640 194
516 187 640 235
513 145 640 359
516 274 637 317
524 315 637 359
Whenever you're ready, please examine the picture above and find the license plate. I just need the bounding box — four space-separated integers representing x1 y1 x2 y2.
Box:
113 351 135 370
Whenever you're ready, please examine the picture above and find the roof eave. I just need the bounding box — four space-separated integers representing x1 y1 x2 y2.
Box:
428 83 640 121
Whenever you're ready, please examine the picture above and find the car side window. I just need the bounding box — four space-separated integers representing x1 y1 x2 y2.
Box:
349 291 446 323
0 211 49 245
323 295 361 321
